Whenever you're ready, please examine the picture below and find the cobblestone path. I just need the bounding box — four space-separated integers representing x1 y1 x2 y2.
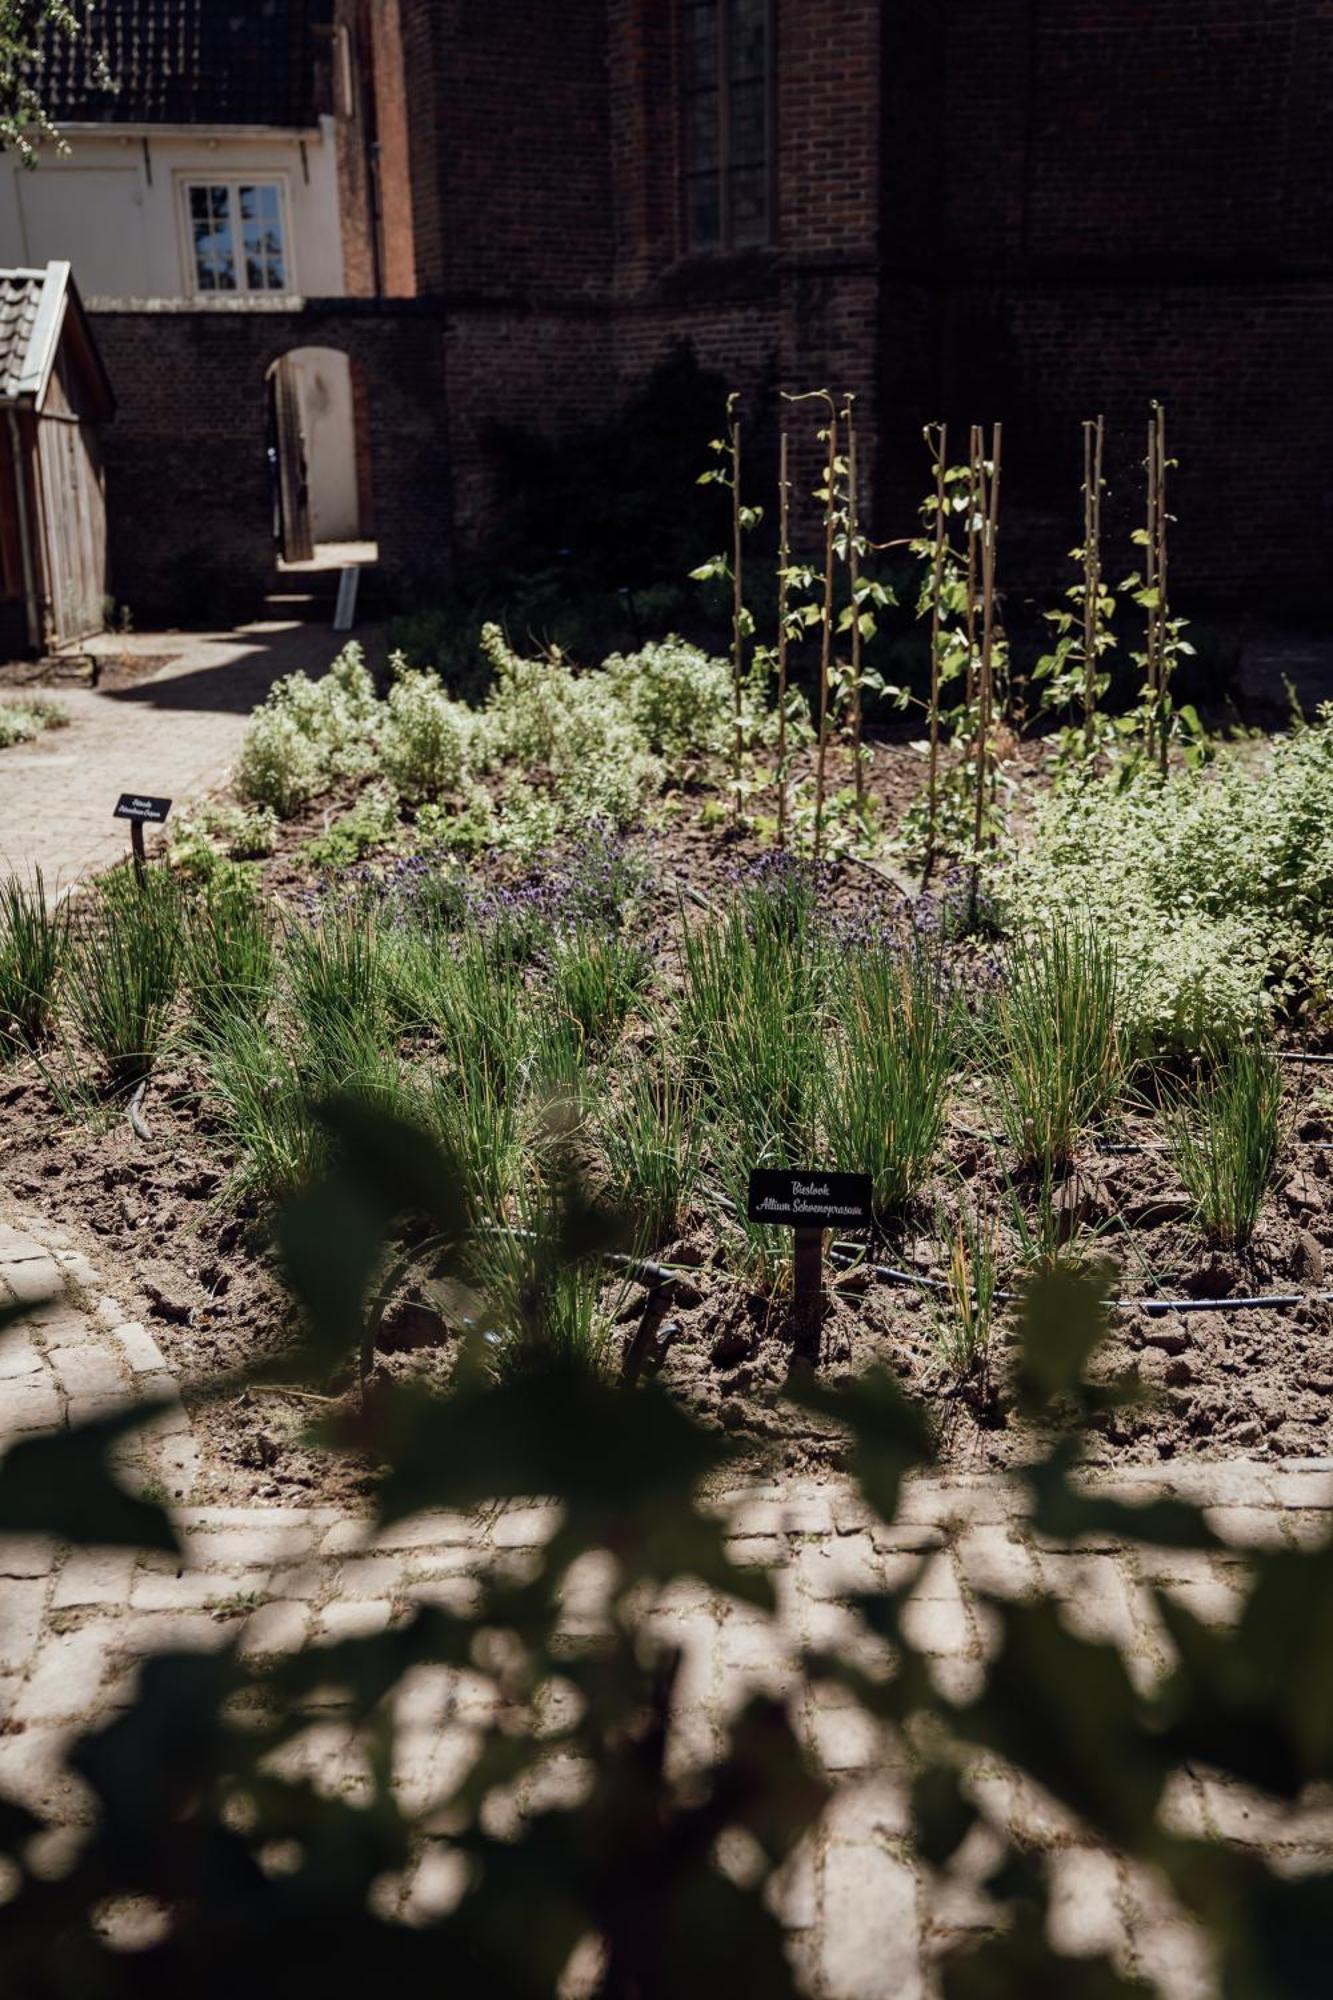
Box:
2 1210 1331 1996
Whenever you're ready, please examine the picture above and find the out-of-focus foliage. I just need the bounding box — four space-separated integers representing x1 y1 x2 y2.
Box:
0 1110 1331 1997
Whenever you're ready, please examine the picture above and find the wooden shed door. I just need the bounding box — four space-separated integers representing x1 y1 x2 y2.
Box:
36 415 107 647
271 356 314 564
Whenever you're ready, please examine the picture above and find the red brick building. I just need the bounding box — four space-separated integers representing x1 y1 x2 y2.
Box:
38 2 1333 610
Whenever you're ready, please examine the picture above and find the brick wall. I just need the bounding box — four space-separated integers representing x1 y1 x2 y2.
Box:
874 0 1333 596
90 301 454 619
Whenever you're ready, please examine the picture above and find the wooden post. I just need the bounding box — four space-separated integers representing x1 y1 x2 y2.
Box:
130 817 146 883
776 426 791 849
793 1226 824 1312
924 422 948 884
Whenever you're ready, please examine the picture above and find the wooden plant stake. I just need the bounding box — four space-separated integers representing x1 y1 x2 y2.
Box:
924 421 949 884
846 396 865 805
967 424 1002 929
775 425 792 848
964 425 982 710
1082 414 1104 748
1144 402 1160 776
813 394 839 865
727 393 746 822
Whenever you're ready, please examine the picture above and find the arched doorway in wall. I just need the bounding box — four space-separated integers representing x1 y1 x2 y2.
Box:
265 346 377 567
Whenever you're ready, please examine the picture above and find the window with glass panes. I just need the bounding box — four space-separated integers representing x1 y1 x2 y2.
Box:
185 182 289 294
682 0 772 252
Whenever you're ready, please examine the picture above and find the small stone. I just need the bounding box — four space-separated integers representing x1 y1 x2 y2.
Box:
1126 1196 1194 1230
711 1326 752 1368
1284 1173 1322 1216
144 1283 192 1325
1142 1320 1189 1355
1293 1229 1325 1285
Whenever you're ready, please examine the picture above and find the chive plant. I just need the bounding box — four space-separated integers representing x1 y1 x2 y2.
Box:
71 865 182 1090
991 923 1123 1168
0 869 68 1055
823 941 957 1214
1165 1042 1283 1250
598 1057 701 1254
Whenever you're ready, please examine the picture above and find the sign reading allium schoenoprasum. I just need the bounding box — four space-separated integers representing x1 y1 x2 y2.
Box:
746 1169 874 1232
113 795 172 825
114 795 172 878
747 1168 874 1315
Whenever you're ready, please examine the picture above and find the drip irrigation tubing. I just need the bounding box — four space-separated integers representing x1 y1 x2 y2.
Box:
825 1241 1333 1318
474 1220 1333 1324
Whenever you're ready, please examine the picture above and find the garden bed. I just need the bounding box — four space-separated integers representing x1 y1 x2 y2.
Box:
4 767 1333 1507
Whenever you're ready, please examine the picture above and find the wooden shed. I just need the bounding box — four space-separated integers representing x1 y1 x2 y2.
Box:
0 261 114 653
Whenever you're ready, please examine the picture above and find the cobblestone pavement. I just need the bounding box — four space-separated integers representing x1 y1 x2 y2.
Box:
0 615 382 888
2 1213 1331 1995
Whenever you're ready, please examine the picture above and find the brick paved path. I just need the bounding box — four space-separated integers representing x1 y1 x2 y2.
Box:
0 614 381 888
2 1210 1331 1996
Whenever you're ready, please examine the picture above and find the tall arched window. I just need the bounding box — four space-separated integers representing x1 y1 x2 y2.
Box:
682 0 773 252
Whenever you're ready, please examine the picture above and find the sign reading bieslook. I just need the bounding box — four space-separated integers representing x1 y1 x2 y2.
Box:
113 794 172 825
746 1169 874 1232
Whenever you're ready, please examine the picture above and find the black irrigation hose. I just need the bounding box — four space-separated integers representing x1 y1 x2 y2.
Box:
826 1240 1333 1319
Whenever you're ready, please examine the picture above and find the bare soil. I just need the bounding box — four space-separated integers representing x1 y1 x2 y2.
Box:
4 733 1331 1506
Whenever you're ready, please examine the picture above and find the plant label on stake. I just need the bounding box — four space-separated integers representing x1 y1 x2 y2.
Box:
747 1169 874 1312
113 794 171 879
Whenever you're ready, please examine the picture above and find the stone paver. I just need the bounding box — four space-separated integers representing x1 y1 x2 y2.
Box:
0 613 384 887
0 1208 1331 1994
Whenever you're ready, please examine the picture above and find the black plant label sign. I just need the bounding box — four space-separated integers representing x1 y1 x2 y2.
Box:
747 1169 874 1231
113 794 172 824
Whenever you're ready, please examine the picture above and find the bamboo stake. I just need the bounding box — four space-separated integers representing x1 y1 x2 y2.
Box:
814 394 839 864
924 421 948 884
964 425 981 710
1154 400 1169 776
776 425 791 848
728 393 745 822
1143 409 1159 768
1082 414 1104 748
967 423 1002 928
846 396 865 805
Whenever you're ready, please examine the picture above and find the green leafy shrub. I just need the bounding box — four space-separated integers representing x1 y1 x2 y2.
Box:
301 785 401 871
380 666 472 802
170 802 278 873
1005 715 1333 1050
0 696 66 749
603 637 734 762
478 624 660 828
235 643 380 816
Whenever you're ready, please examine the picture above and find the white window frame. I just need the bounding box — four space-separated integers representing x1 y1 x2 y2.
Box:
176 174 296 298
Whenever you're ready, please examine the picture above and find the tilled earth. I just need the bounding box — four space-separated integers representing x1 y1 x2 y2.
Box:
4 739 1331 1504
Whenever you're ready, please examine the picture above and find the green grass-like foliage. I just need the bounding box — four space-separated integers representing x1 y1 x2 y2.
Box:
992 923 1122 1169
1165 1042 1284 1249
599 1058 701 1254
182 871 275 1038
824 941 956 1214
680 872 826 1278
71 866 182 1089
0 870 68 1056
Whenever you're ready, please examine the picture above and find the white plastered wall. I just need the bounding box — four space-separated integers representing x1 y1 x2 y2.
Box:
0 119 345 301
